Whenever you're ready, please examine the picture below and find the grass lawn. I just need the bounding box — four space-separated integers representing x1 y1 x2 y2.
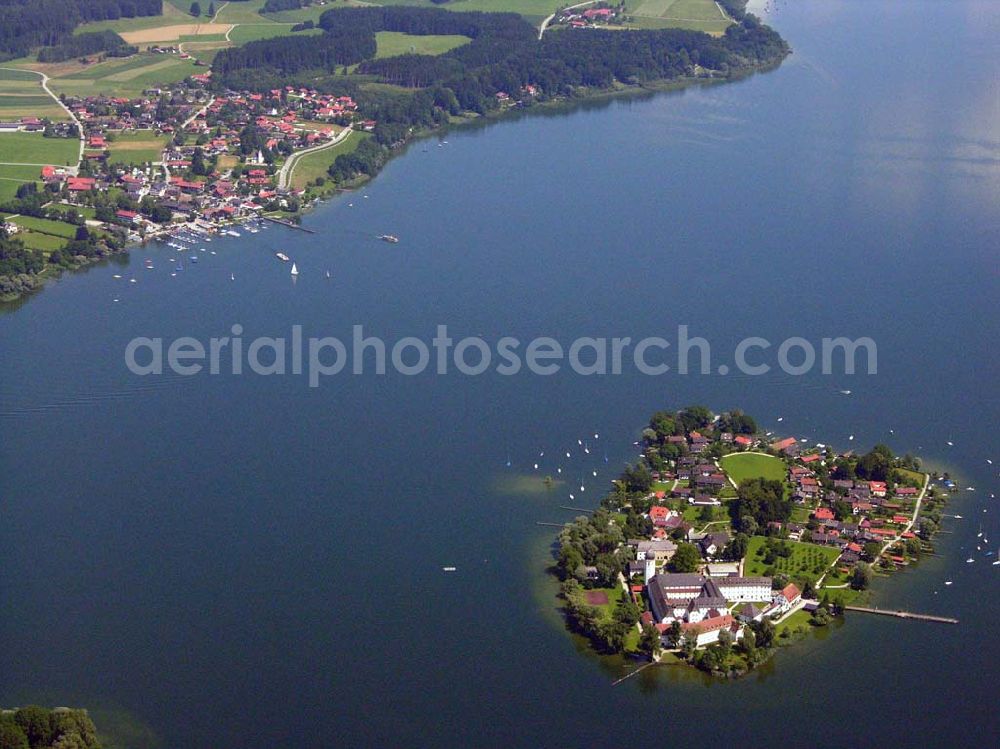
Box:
744 536 841 585
0 133 79 166
774 608 812 637
292 130 368 189
374 31 472 59
9 215 80 239
104 130 170 165
17 231 67 252
720 452 787 485
896 468 926 488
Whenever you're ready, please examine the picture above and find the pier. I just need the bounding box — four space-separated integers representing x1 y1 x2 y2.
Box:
263 216 316 233
558 505 594 514
845 606 958 624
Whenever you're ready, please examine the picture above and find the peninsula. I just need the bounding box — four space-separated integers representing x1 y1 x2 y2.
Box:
553 406 951 677
0 0 788 302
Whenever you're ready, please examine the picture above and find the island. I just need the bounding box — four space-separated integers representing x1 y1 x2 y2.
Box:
553 406 951 678
0 0 788 302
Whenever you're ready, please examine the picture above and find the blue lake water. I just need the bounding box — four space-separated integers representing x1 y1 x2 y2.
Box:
1 0 998 745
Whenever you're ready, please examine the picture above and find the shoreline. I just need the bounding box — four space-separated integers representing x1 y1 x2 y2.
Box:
0 54 788 307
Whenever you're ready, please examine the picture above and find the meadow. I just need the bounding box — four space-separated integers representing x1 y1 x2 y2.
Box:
104 130 171 165
0 133 79 166
291 130 368 189
374 32 472 59
624 0 732 34
719 452 787 485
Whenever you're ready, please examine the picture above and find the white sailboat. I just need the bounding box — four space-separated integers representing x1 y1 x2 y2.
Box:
290 263 299 276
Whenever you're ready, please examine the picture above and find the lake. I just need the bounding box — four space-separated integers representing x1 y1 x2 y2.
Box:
1 0 998 746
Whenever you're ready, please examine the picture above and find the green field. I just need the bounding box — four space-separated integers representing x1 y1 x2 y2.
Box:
0 132 79 166
48 54 202 98
8 214 79 239
744 536 842 585
374 31 472 59
625 0 732 34
104 130 170 165
720 452 786 485
17 230 67 252
292 130 368 189
226 24 323 44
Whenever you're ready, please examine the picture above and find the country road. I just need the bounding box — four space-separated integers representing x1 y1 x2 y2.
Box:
278 127 353 190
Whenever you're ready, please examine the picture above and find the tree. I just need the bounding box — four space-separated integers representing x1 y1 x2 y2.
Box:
190 2 201 16
639 624 662 661
666 619 682 648
851 562 873 591
730 478 791 529
669 542 701 573
681 629 699 659
0 722 29 749
717 627 733 657
724 532 749 561
208 1 215 16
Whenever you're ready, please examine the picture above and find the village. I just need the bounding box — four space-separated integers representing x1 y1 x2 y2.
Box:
0 75 381 247
555 406 951 676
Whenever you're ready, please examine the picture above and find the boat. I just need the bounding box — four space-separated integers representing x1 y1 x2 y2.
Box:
325 270 331 279
189 255 198 263
377 234 399 243
113 274 122 279
290 263 299 276
275 252 290 262
226 230 241 237
442 567 456 572
230 273 235 281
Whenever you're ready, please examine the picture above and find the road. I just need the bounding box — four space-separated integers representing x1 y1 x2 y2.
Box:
0 66 84 172
277 126 353 190
538 1 600 40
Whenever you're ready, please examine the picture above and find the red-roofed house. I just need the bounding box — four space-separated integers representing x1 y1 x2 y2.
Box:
813 507 835 521
870 481 887 498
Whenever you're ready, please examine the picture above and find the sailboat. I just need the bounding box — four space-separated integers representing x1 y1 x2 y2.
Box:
290 263 299 276
325 270 331 279
230 272 235 281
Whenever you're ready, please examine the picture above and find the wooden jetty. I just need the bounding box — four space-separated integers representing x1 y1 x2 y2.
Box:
558 505 594 513
263 215 316 233
612 661 656 686
535 521 567 528
845 606 958 624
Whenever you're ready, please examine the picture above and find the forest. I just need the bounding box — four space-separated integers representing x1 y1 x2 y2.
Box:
36 30 137 63
0 0 162 60
212 6 787 184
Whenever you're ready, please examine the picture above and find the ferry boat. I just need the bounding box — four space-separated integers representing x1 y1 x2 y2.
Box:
377 234 399 243
275 252 290 262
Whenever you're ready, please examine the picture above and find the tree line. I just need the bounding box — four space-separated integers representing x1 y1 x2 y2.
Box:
36 30 136 63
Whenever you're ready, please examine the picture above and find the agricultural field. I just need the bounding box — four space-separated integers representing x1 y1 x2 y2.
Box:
623 0 732 34
383 0 564 26
0 132 79 167
0 69 68 121
374 31 472 58
74 3 189 35
720 452 787 486
103 130 171 165
46 54 202 98
743 536 842 585
292 130 367 189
